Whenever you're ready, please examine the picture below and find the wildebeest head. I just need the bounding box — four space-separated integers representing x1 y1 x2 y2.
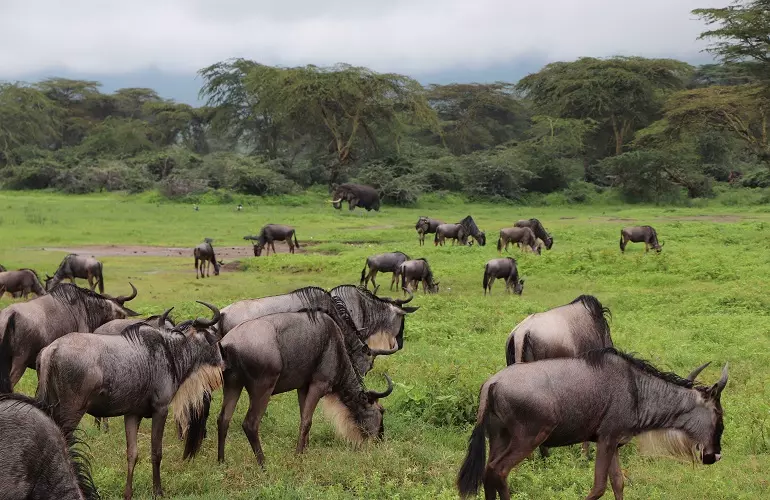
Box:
691 362 728 464
325 373 394 443
513 279 525 295
174 301 223 345
361 374 394 439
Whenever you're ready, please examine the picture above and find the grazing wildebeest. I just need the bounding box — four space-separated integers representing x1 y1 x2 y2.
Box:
434 223 466 246
459 215 487 246
193 238 222 279
243 224 300 256
45 254 105 293
415 216 444 246
329 183 381 212
215 310 394 465
0 269 46 298
620 225 663 253
0 393 100 500
497 227 541 255
505 294 613 457
482 258 524 296
36 302 224 500
514 218 553 250
457 348 728 500
0 282 138 389
399 258 439 294
360 251 410 291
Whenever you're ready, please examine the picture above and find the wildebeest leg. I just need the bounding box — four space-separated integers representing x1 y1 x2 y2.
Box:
124 414 141 500
270 241 277 255
389 271 398 291
370 270 378 290
488 277 495 294
242 376 279 467
582 441 592 459
195 257 200 279
296 381 330 453
10 358 27 388
608 448 624 499
87 272 95 291
485 423 553 500
217 373 244 463
150 408 168 497
584 438 617 500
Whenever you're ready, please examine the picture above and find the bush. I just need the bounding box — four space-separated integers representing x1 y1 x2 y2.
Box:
224 160 298 196
2 158 61 189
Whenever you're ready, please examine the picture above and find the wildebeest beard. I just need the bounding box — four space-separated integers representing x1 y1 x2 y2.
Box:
49 283 135 331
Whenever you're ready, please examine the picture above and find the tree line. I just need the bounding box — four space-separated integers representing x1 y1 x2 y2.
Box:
1 0 769 205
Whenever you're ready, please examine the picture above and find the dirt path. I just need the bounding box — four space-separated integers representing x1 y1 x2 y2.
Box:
41 241 319 259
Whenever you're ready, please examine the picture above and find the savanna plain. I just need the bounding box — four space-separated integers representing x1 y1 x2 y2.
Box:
1 191 769 500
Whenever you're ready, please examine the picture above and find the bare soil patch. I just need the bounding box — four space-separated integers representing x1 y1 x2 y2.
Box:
41 241 320 259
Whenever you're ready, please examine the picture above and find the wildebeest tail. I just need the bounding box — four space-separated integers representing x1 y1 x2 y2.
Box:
97 261 104 294
433 231 439 245
619 232 623 251
0 312 14 393
360 259 369 285
457 381 494 498
293 230 300 249
482 264 490 292
505 332 516 365
496 237 502 252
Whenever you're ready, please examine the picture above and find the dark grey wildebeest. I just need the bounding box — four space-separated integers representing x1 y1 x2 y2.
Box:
244 224 300 256
399 258 439 294
457 348 728 500
36 302 224 500
0 283 138 389
482 258 524 296
415 216 444 246
514 218 553 250
193 238 222 278
459 215 487 246
0 269 46 298
620 225 664 253
0 393 100 500
497 227 541 255
505 294 613 457
45 254 104 294
360 251 410 291
434 223 465 246
214 311 394 465
329 183 381 212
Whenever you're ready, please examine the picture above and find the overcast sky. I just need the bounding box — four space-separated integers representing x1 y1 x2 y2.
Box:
1 0 725 78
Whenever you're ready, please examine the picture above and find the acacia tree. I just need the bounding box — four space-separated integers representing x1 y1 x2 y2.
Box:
0 83 60 165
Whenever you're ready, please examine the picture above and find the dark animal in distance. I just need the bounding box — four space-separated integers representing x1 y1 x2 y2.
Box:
415 216 444 246
244 224 300 256
45 254 104 294
457 348 727 500
0 282 138 389
497 227 541 255
506 294 613 457
329 183 381 211
482 258 524 296
620 225 663 253
0 269 47 298
0 393 100 500
514 218 553 250
360 251 410 291
215 311 394 465
399 258 439 294
193 238 222 278
36 302 224 500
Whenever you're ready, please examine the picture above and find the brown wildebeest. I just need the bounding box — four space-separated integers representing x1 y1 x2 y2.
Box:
0 269 46 298
244 224 300 256
399 258 439 294
415 216 444 246
620 225 663 253
193 238 222 278
45 254 104 294
497 227 541 255
215 310 394 465
482 258 524 296
0 393 100 500
434 223 466 246
514 218 553 250
360 251 410 291
36 302 224 500
457 348 728 500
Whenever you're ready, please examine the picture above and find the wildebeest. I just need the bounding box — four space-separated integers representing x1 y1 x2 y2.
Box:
482 258 524 296
45 254 104 293
0 269 46 298
415 216 444 246
0 282 138 389
434 223 466 246
329 183 381 212
505 294 613 457
36 302 224 499
457 348 728 500
243 224 300 256
399 258 439 294
514 218 553 250
193 238 222 278
497 227 541 255
0 393 100 500
620 225 663 253
215 310 394 465
459 215 487 246
360 251 410 291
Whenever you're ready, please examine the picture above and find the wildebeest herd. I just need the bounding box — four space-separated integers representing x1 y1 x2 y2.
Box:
0 191 729 500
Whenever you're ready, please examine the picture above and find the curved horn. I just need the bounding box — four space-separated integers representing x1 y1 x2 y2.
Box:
369 345 399 356
394 288 413 305
158 307 174 328
114 282 138 304
366 373 394 399
686 361 711 381
328 198 343 203
715 362 728 395
192 301 221 328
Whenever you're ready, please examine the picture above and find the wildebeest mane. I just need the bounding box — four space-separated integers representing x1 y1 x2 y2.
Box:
0 393 100 500
583 347 701 389
459 215 482 237
119 323 191 383
48 283 122 331
52 254 77 279
329 285 400 337
17 267 42 281
528 218 550 240
416 258 435 285
569 294 612 345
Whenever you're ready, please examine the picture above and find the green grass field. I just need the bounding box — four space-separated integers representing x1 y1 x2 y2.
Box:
1 191 769 499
